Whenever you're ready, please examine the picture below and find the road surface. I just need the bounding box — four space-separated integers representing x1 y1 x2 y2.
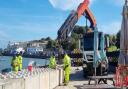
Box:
55 67 116 89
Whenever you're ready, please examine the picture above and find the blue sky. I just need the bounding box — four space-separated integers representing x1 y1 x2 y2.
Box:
0 0 124 48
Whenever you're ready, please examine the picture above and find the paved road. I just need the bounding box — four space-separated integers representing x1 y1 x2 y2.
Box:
55 67 116 89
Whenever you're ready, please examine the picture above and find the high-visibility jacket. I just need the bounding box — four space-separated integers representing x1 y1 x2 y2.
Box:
49 56 56 69
11 56 19 73
17 55 23 71
63 54 71 74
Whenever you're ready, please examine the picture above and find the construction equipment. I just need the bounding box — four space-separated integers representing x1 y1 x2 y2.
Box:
57 0 109 77
57 0 96 42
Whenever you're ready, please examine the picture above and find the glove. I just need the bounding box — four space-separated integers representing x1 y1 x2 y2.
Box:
64 65 69 70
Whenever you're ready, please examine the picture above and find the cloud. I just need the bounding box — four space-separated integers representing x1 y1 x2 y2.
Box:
109 0 124 6
49 0 95 11
49 0 125 10
99 21 121 35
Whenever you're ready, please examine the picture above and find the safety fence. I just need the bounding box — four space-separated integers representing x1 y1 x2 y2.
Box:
115 66 128 88
107 51 128 88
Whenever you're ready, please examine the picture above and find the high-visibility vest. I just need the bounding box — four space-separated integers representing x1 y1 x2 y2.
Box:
49 56 56 68
11 57 19 67
17 55 22 64
64 54 71 73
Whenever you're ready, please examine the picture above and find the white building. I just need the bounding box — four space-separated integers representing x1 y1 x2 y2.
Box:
6 41 48 54
7 42 27 54
27 41 47 48
26 41 48 54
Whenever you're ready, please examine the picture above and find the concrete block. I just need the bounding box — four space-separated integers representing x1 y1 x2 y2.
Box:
3 79 24 89
0 68 61 89
58 68 64 85
49 70 59 89
39 71 49 89
0 85 2 89
24 75 40 89
56 70 59 86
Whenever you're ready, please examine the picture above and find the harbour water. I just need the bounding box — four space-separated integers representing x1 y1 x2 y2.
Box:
0 56 49 72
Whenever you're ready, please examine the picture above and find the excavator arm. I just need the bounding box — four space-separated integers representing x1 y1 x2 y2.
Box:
57 0 96 42
77 0 96 27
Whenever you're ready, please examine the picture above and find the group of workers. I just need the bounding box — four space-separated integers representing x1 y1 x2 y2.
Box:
48 53 71 85
11 51 23 73
11 51 71 85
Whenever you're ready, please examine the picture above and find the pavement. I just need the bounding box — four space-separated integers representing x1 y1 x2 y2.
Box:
55 67 116 89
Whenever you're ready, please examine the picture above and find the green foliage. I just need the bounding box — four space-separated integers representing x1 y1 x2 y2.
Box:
60 25 85 50
109 35 117 46
61 40 69 50
45 37 51 41
107 30 121 50
46 40 56 50
61 38 79 50
70 38 79 50
73 26 85 34
71 32 79 40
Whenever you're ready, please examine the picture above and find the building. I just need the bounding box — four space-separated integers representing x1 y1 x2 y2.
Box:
26 41 48 54
26 47 43 54
27 41 47 48
6 41 48 55
6 42 28 54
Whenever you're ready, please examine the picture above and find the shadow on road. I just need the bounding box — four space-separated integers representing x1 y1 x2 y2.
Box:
70 67 88 81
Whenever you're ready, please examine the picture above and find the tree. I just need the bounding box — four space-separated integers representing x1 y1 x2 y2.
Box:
109 35 117 46
46 40 55 50
58 25 86 51
112 35 117 45
61 40 69 50
73 25 85 34
70 38 79 50
40 38 45 41
71 32 79 40
45 37 51 41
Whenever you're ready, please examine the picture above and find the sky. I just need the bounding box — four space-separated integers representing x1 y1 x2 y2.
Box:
0 0 125 48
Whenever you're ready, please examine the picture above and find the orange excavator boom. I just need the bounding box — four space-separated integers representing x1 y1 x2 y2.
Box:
77 0 89 18
57 0 96 41
77 0 96 27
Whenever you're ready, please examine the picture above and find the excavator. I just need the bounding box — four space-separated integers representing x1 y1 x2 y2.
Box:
57 0 109 77
57 0 96 41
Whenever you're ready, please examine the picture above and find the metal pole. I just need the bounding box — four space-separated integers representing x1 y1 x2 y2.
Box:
125 0 128 5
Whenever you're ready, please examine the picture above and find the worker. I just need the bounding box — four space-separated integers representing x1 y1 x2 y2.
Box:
17 51 23 71
11 53 19 73
63 53 71 85
48 53 56 69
